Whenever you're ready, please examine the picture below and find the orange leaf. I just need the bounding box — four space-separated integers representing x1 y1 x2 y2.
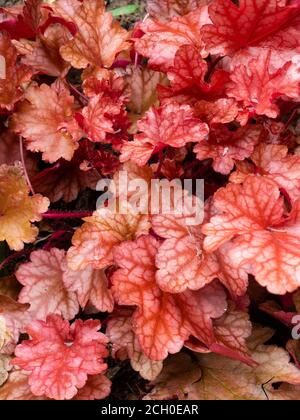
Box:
203 176 300 295
16 248 80 320
11 80 82 163
121 102 209 166
0 33 32 110
106 309 163 380
147 0 210 21
13 25 71 77
54 0 130 69
226 50 300 119
63 266 114 313
67 209 150 270
0 164 49 251
13 314 108 400
112 235 228 360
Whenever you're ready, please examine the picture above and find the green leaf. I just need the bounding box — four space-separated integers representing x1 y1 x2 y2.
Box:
111 4 139 17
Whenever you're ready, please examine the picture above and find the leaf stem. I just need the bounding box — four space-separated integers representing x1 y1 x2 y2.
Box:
19 136 35 195
43 210 93 219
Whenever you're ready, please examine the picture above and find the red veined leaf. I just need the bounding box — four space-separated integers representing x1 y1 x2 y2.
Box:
11 80 82 163
53 0 130 69
0 33 32 111
135 6 210 71
231 143 300 203
203 176 300 295
13 314 108 400
194 125 262 175
16 248 80 320
120 102 209 166
202 0 300 57
112 235 228 361
226 49 300 119
106 309 163 380
67 209 150 271
13 24 71 77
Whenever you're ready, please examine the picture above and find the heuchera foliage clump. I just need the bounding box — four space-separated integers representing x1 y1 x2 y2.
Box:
1 0 300 400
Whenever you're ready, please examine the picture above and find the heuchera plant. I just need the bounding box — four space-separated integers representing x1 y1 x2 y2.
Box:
0 0 300 400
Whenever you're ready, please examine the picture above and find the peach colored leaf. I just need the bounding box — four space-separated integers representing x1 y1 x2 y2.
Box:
202 0 300 57
203 176 300 295
0 295 30 355
13 314 108 400
112 235 227 361
11 80 82 163
194 125 262 175
287 339 300 370
112 161 154 200
250 143 300 203
188 342 300 400
16 248 79 320
82 67 127 101
54 0 130 68
0 164 49 251
203 176 285 252
135 6 210 71
152 206 248 297
82 93 121 142
143 353 201 400
74 375 111 400
0 369 45 400
212 308 253 365
67 209 150 271
152 208 215 294
63 266 114 313
121 102 209 166
0 369 110 400
211 244 249 299
147 0 210 21
227 50 300 119
195 98 239 124
13 24 71 77
126 66 167 119
106 310 163 380
0 32 32 110
0 355 11 387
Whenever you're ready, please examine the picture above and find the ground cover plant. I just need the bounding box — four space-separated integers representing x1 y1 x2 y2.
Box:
0 0 300 401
